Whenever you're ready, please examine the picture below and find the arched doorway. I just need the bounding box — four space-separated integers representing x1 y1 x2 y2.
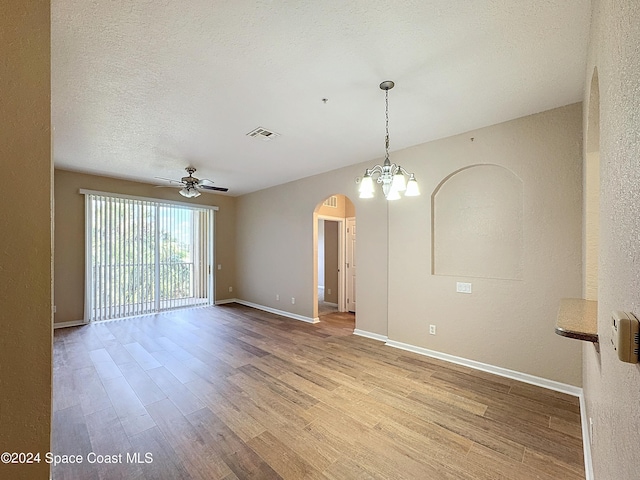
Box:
313 194 356 322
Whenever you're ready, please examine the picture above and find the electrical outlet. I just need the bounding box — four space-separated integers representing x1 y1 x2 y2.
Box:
217 264 222 270
429 325 436 335
276 294 279 301
53 306 57 314
228 286 233 293
291 297 295 305
456 282 472 294
327 288 331 295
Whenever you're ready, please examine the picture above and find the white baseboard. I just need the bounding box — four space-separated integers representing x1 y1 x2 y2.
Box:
323 302 338 307
229 299 319 324
353 330 582 397
385 339 582 397
53 320 86 329
353 329 389 342
579 392 594 480
215 298 237 305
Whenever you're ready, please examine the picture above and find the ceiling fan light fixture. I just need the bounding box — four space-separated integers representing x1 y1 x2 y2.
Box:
156 167 228 198
179 186 200 198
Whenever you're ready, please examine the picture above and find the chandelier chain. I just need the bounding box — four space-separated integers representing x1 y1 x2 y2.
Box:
385 89 390 159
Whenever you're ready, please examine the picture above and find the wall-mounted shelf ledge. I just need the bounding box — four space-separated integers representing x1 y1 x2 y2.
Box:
555 298 598 343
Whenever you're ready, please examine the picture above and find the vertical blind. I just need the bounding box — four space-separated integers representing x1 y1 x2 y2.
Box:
82 190 216 322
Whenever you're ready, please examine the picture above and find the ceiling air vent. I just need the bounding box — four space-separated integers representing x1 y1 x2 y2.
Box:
246 127 280 141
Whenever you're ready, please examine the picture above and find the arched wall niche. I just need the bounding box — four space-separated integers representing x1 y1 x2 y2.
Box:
432 164 523 280
584 68 600 301
586 68 601 154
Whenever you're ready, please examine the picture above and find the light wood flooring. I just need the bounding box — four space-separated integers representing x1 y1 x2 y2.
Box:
53 304 585 479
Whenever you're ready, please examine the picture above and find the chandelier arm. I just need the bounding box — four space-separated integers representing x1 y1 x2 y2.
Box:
367 165 384 177
396 166 414 176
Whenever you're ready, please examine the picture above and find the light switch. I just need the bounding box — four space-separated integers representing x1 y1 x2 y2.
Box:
456 282 472 294
611 311 639 363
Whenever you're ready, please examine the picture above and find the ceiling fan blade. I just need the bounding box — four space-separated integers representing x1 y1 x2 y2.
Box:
198 185 229 192
154 176 184 184
154 185 182 189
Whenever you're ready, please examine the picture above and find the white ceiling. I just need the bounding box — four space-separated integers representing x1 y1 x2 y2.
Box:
52 1 592 196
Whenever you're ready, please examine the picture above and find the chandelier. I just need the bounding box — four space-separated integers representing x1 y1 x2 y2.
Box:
358 81 420 200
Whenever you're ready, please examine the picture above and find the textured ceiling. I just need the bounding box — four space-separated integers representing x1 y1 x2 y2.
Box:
52 1 592 196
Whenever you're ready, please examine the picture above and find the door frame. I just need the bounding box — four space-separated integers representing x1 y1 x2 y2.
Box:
345 216 356 313
316 214 346 313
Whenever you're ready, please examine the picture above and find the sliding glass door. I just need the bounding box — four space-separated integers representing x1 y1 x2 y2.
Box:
83 191 215 322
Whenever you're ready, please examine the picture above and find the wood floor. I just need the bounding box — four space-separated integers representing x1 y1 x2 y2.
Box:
53 304 585 479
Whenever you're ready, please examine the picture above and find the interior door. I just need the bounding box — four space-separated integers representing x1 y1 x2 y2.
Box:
346 217 356 312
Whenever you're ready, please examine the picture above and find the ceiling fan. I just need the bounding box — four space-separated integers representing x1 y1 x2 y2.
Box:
155 167 229 198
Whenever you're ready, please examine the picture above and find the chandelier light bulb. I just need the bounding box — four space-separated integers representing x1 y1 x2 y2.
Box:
405 175 420 196
392 170 407 192
359 174 375 195
386 186 401 200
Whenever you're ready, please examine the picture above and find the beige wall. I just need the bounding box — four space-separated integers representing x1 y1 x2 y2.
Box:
0 2 52 479
583 1 640 478
388 104 583 385
584 150 600 301
236 170 387 332
345 197 355 218
235 104 583 385
54 169 236 324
